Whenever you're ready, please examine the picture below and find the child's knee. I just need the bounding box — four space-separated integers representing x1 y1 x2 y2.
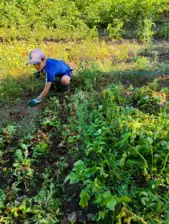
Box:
61 76 71 85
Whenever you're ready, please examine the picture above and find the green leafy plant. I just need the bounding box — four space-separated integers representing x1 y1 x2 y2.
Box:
2 124 18 143
134 56 150 70
32 141 49 158
13 147 34 183
107 19 124 40
65 81 169 223
0 189 6 212
157 22 169 39
137 18 155 43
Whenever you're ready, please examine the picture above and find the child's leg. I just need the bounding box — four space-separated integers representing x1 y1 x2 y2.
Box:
60 75 71 86
60 72 72 91
50 77 61 91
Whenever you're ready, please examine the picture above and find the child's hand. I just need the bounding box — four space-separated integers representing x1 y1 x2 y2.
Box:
28 97 42 107
34 71 40 78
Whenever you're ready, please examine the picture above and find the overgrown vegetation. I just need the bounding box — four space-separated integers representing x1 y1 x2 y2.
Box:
1 59 169 222
65 78 169 223
1 0 169 223
1 0 169 41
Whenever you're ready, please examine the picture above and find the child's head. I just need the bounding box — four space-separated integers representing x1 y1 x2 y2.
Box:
27 49 46 71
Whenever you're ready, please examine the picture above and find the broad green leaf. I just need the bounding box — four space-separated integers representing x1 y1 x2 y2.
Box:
106 197 117 210
64 174 71 183
121 196 131 203
119 152 127 168
0 140 4 149
100 167 108 178
73 160 84 171
35 189 47 202
102 191 111 199
86 167 99 177
94 194 103 204
15 149 23 161
157 200 163 213
97 210 106 221
91 178 103 192
166 177 169 185
0 189 6 209
145 137 153 145
139 191 148 197
79 191 90 208
20 143 28 150
69 174 80 184
39 142 48 150
141 197 149 206
33 142 48 158
74 160 84 167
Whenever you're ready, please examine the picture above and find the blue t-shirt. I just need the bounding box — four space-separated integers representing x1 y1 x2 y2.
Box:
44 58 72 82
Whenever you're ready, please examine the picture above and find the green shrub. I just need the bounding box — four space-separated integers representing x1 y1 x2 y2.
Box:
136 18 155 43
107 19 124 40
157 22 169 39
0 0 169 41
66 83 169 223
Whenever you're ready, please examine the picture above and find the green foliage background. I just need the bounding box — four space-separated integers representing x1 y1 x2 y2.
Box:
1 1 169 223
1 0 169 40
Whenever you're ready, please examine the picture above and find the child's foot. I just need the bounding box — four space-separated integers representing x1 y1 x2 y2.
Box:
62 85 70 92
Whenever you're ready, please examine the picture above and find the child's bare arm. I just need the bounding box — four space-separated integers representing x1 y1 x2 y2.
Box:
38 82 52 100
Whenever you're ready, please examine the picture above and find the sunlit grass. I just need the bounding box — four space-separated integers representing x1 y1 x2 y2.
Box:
0 39 147 79
0 39 152 103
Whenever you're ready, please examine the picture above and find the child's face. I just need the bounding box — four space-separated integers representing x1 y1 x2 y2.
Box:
33 59 46 71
